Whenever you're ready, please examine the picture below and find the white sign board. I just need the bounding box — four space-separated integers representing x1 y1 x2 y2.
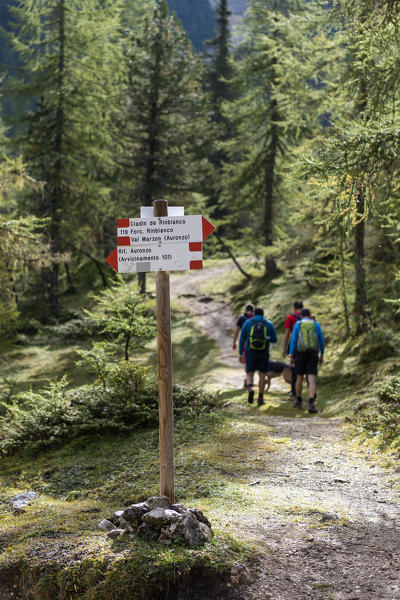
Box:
107 242 203 273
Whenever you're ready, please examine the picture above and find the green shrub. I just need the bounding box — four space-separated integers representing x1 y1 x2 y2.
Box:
351 376 400 448
376 375 400 405
0 365 219 456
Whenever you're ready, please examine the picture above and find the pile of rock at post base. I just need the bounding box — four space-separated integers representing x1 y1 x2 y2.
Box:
98 495 212 548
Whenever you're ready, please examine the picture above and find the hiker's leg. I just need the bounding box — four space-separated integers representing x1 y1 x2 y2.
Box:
290 364 296 394
246 372 254 388
295 374 304 397
247 371 255 404
258 372 266 394
308 374 316 398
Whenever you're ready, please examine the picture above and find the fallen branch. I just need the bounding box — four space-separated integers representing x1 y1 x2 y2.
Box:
214 230 251 279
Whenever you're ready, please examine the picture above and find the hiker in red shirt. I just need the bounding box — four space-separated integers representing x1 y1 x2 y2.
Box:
282 300 303 398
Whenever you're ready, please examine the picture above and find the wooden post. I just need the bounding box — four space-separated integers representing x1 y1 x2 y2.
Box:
154 199 174 503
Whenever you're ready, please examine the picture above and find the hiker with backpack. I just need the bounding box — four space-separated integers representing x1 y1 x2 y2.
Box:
282 300 303 398
232 304 255 350
233 303 255 389
288 308 325 414
239 307 277 406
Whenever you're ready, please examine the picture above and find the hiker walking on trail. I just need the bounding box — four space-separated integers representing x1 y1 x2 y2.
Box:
239 307 277 406
288 308 325 414
282 300 303 398
232 304 254 350
233 303 255 390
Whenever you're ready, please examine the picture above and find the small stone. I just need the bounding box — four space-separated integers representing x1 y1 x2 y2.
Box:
122 502 149 528
179 512 206 547
107 528 125 539
13 508 26 516
98 519 115 532
111 510 124 523
147 495 171 510
105 554 122 569
171 503 188 514
10 491 38 504
189 508 211 528
142 508 181 531
120 518 135 532
199 522 213 541
136 523 160 541
320 513 339 523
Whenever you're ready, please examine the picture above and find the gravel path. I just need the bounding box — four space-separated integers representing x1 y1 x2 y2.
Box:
171 265 400 600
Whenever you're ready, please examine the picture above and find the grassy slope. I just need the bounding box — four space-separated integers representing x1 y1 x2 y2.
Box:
0 255 399 598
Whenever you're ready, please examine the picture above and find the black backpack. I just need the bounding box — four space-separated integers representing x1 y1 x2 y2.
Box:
249 319 268 351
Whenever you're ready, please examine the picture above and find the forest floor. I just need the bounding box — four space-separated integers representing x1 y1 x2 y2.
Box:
171 263 400 600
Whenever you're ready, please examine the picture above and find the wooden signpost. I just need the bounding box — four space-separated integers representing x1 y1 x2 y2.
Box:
106 200 215 502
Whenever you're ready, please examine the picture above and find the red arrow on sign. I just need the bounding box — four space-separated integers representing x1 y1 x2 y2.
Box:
202 216 215 241
105 248 118 271
116 215 215 246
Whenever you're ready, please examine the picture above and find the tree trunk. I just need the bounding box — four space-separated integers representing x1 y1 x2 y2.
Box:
65 263 73 288
138 272 146 294
339 224 350 336
354 185 367 334
264 123 278 276
48 0 66 315
125 333 130 361
214 230 251 279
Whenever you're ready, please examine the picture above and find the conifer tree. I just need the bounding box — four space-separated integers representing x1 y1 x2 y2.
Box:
203 0 234 227
221 0 326 276
3 0 123 313
117 0 212 292
0 155 48 331
302 1 400 332
206 0 233 109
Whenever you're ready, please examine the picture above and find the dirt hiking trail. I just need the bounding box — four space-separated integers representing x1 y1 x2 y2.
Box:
172 265 400 600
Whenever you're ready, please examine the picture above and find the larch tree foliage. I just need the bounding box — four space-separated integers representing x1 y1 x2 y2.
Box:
302 0 400 333
0 155 49 332
206 0 233 110
117 0 212 292
204 0 234 223
221 0 326 277
3 0 123 314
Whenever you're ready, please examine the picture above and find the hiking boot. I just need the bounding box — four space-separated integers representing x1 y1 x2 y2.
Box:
308 399 317 414
289 390 296 398
248 389 254 404
293 397 302 409
258 395 266 406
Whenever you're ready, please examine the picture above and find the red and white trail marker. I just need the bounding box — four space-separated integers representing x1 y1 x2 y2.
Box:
106 214 214 273
106 242 203 273
116 215 214 246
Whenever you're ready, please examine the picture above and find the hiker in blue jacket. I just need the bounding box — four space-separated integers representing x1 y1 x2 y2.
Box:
288 308 325 414
239 307 277 406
